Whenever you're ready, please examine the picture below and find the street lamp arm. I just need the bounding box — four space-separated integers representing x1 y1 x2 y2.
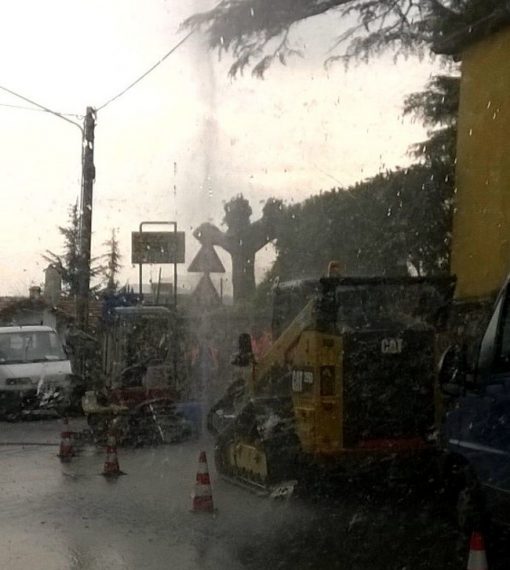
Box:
0 84 83 133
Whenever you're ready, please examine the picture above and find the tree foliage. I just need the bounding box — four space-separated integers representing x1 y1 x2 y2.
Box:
103 229 122 293
195 194 284 303
254 69 459 297
183 0 498 76
404 74 459 130
43 202 104 298
263 164 451 284
186 0 477 303
404 73 460 166
43 203 81 297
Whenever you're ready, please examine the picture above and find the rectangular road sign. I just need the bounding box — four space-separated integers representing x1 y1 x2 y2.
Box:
131 231 185 264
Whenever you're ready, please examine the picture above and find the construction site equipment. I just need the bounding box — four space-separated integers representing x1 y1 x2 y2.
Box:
58 418 74 461
83 304 195 446
210 275 455 491
191 451 215 513
102 433 124 477
467 532 488 570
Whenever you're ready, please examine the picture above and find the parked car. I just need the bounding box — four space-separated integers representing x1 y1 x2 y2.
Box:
439 278 510 531
0 325 74 419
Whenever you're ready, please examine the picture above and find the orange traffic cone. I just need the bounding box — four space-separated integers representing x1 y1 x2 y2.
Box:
58 418 74 461
102 433 125 477
191 451 216 513
467 531 488 570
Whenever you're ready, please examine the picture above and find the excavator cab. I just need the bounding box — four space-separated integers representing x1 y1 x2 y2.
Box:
290 276 455 456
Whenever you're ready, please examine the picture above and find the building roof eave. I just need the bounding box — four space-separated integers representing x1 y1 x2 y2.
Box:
433 8 510 56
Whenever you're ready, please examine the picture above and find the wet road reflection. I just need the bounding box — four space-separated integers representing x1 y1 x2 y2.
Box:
0 420 507 569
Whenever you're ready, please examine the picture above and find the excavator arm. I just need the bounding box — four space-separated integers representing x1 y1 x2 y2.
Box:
248 300 315 396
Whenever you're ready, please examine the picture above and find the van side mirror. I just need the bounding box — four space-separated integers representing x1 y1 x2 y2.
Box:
438 344 469 397
231 333 253 367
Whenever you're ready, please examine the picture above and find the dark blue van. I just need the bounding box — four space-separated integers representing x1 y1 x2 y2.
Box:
440 281 510 530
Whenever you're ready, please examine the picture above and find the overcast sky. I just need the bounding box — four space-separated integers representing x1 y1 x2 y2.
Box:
0 0 438 296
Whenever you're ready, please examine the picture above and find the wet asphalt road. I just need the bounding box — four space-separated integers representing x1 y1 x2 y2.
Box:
0 419 506 570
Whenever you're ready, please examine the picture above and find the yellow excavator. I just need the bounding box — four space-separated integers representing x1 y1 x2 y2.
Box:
208 271 455 491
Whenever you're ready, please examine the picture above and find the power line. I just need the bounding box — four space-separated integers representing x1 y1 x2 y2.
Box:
0 84 83 131
0 30 195 122
96 30 195 112
0 101 83 118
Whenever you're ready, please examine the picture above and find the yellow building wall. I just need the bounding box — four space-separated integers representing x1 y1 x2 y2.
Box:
452 27 510 300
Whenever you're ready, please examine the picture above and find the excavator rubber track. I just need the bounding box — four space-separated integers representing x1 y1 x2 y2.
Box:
213 396 302 494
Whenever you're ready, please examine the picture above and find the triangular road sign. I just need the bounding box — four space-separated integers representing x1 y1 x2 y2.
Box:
191 273 221 306
188 244 225 273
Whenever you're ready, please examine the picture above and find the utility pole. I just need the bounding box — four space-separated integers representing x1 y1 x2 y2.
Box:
76 107 96 330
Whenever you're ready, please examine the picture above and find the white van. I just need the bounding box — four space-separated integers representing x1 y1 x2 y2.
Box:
0 325 73 419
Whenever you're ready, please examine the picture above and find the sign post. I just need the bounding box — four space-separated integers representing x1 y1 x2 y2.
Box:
187 243 225 308
131 221 185 393
131 221 185 307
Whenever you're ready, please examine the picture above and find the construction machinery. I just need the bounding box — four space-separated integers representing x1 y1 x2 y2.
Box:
209 274 455 491
82 304 195 445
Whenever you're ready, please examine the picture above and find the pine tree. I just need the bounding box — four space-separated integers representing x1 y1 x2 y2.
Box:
44 203 81 296
103 229 122 292
44 202 104 297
